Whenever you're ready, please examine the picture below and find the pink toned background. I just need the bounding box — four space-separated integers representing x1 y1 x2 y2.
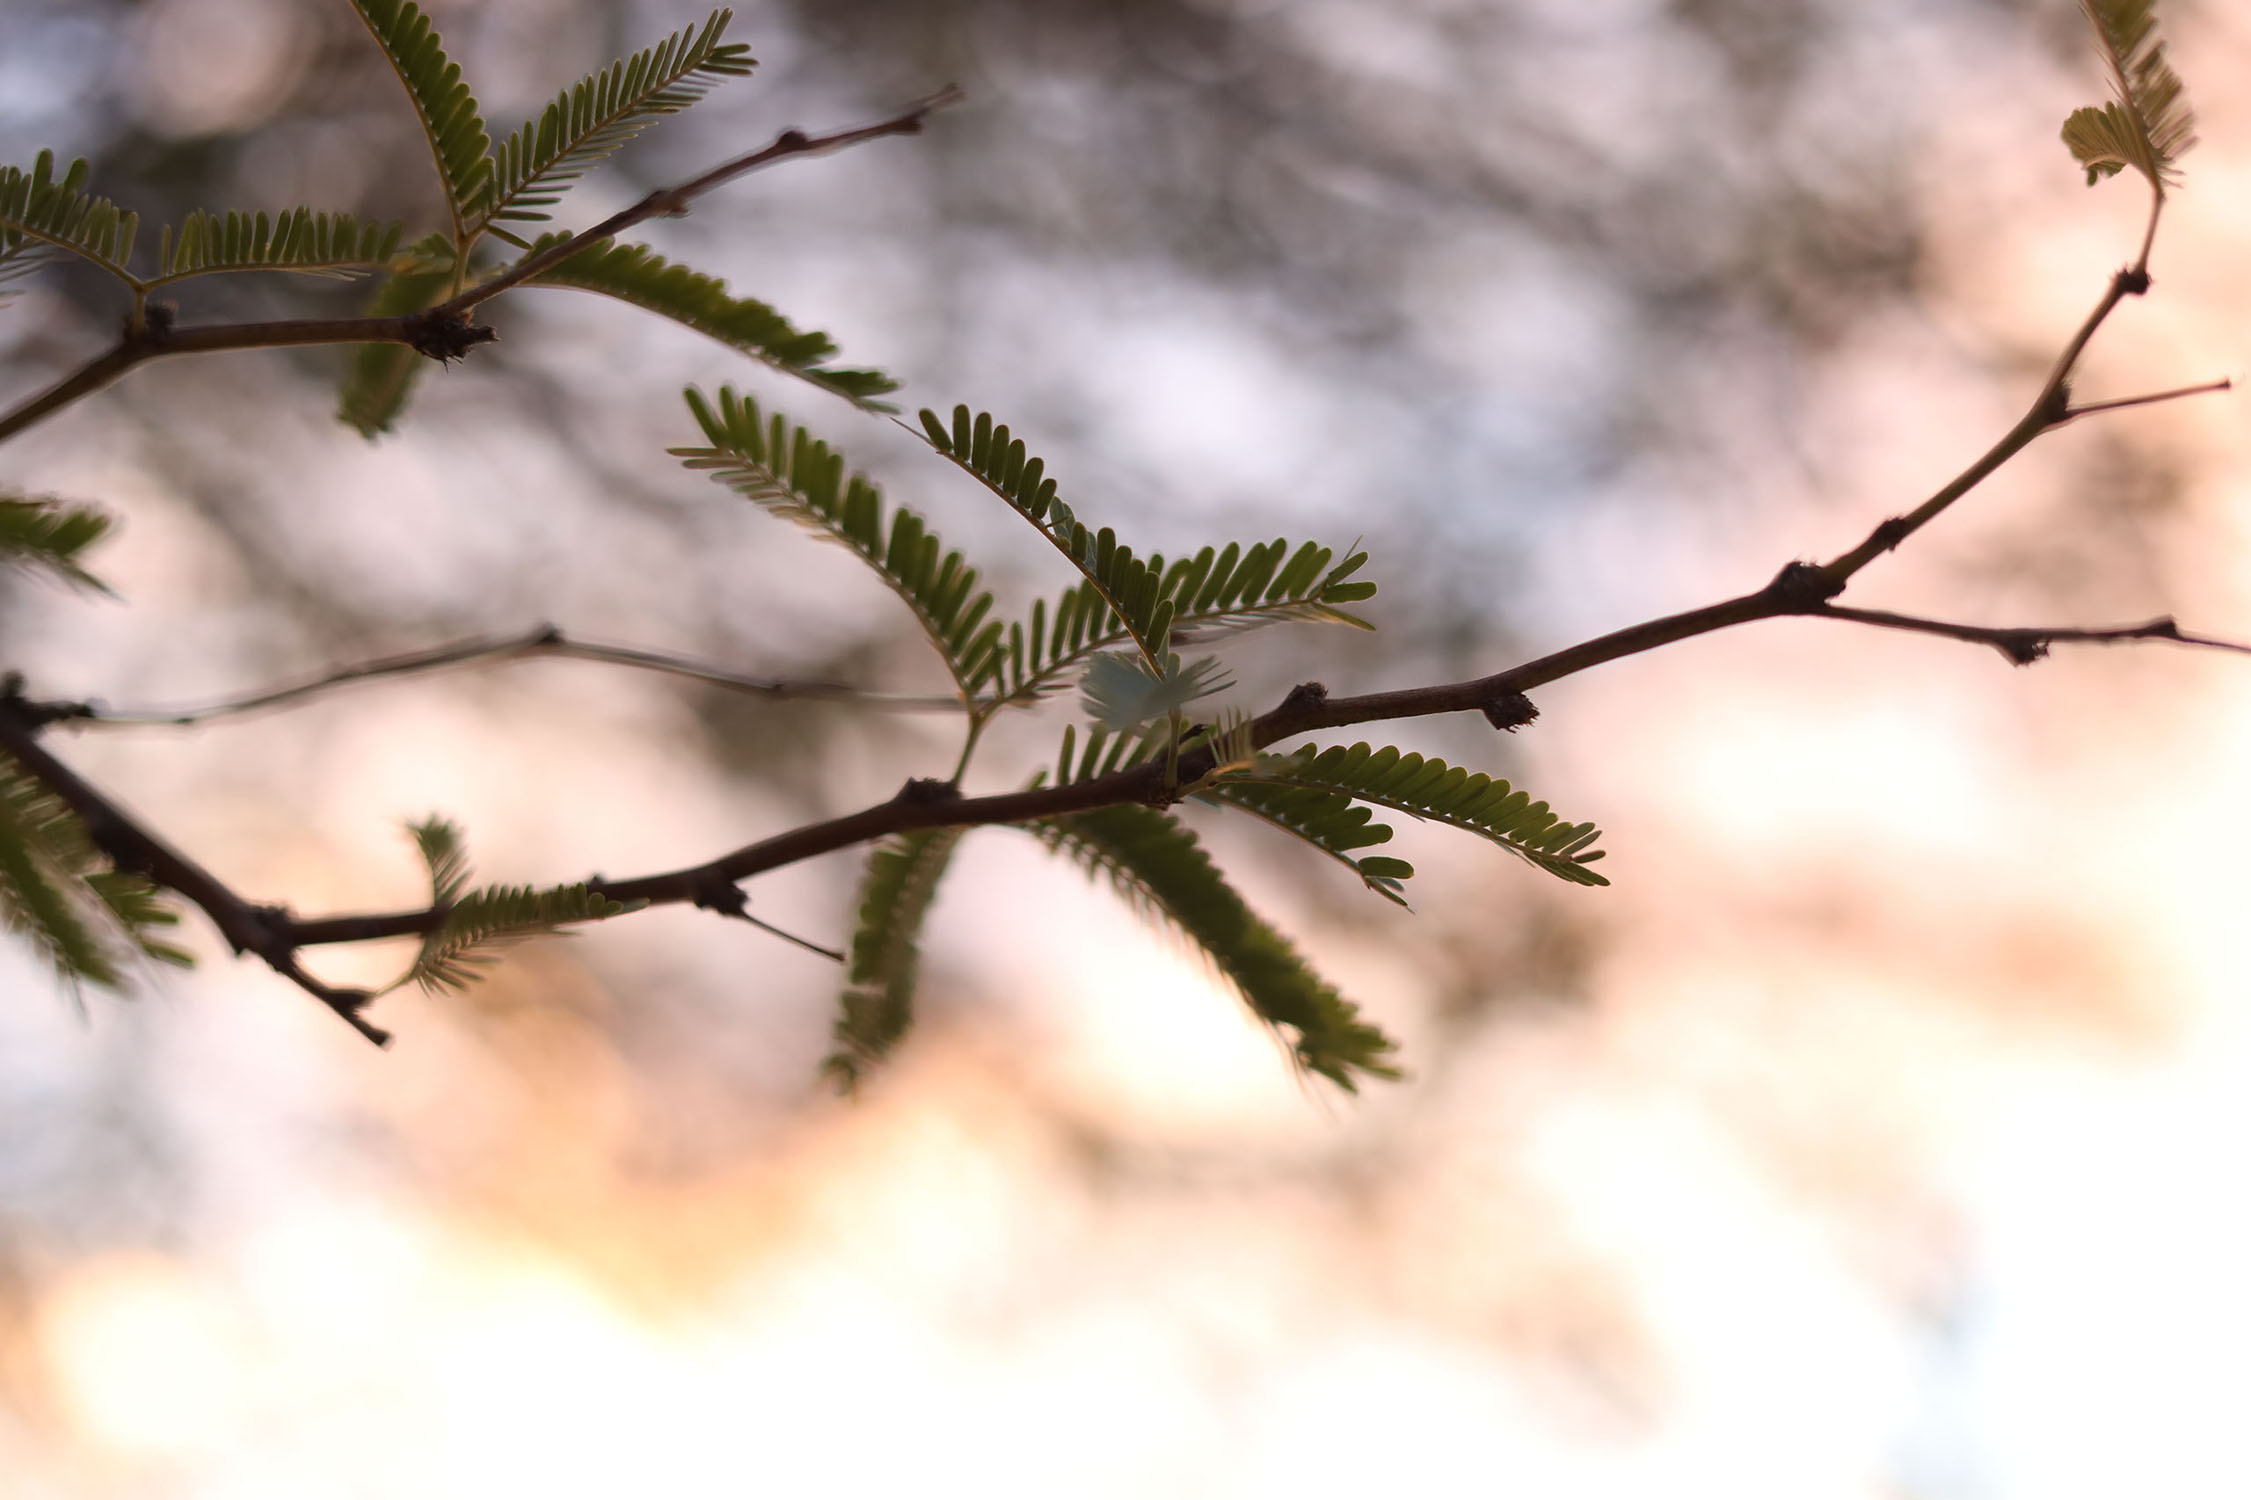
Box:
3 1 2249 1494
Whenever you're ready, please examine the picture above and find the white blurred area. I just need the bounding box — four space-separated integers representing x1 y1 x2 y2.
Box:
4 0 2251 1496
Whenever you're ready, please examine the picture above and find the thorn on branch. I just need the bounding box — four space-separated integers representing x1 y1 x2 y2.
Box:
1994 632 2051 666
1481 689 1539 732
895 777 960 806
1766 560 1847 613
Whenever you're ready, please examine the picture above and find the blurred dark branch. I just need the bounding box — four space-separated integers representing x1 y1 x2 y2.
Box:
1812 605 2251 664
0 91 962 444
55 624 961 729
0 685 389 1043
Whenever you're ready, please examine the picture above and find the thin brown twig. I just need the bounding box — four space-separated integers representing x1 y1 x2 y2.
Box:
60 624 961 729
1810 604 2251 663
2063 376 2233 420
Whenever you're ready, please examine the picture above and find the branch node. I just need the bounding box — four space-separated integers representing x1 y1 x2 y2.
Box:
530 622 565 646
895 777 960 806
1994 632 2051 666
130 300 177 348
690 874 749 918
406 310 497 363
2038 380 2075 428
1766 560 1847 613
1481 689 1539 732
1278 681 1329 714
2115 266 2152 297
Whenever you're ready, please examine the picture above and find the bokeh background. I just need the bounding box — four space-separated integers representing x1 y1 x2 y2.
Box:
4 0 2250 1494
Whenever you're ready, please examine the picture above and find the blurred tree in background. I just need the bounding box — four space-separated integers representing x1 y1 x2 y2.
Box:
2 1 2245 1494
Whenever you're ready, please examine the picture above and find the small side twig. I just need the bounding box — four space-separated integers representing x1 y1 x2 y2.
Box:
65 624 962 729
1809 605 2251 664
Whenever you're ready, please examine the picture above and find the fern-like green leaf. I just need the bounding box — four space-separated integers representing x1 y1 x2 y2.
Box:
1227 743 1609 887
336 236 457 437
918 407 1376 705
674 387 1007 702
152 208 406 286
408 882 630 993
0 495 113 594
2063 0 2195 191
482 10 754 240
530 238 894 407
0 151 138 285
1197 781 1412 906
0 753 189 993
406 815 472 905
348 0 493 238
1030 803 1400 1090
823 828 965 1090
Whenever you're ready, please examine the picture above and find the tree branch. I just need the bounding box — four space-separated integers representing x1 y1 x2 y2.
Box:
1809 604 2251 664
53 623 961 729
0 91 963 445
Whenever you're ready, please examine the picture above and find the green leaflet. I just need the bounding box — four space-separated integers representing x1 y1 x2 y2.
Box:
1031 803 1400 1090
335 238 457 438
918 407 1375 704
395 817 632 993
2063 0 2195 191
1197 781 1412 906
152 208 405 286
674 387 1006 703
347 0 493 239
0 753 189 994
0 495 113 594
1229 742 1609 887
0 151 137 285
1079 650 1233 732
482 9 754 240
823 827 966 1089
529 238 894 407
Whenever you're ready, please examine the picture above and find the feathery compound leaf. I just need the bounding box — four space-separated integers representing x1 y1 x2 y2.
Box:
482 10 754 238
336 238 456 437
407 882 631 993
1231 743 1609 887
0 753 189 993
152 208 406 285
1197 782 1411 906
1079 650 1233 732
2064 0 2195 191
675 387 1007 702
529 237 894 406
406 815 472 905
919 407 1377 699
0 151 138 285
0 494 113 593
1030 804 1400 1090
348 0 493 237
823 828 965 1090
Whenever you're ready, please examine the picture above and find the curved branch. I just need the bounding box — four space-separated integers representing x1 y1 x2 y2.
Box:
63 624 961 728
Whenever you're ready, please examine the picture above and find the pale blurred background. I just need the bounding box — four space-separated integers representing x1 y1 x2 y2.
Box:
3 0 2250 1494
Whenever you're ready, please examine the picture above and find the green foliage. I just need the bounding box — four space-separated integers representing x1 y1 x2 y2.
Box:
918 406 1376 673
2064 0 2195 190
0 494 113 593
152 209 405 286
824 828 965 1090
0 151 137 285
348 0 493 239
1224 743 1608 886
483 9 754 243
675 387 1007 703
1032 804 1399 1089
1079 650 1233 733
398 817 631 993
531 238 895 407
1197 781 1413 906
0 754 189 994
336 237 457 437
1047 721 1173 786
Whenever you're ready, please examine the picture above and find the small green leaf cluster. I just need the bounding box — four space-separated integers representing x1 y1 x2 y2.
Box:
395 818 634 994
